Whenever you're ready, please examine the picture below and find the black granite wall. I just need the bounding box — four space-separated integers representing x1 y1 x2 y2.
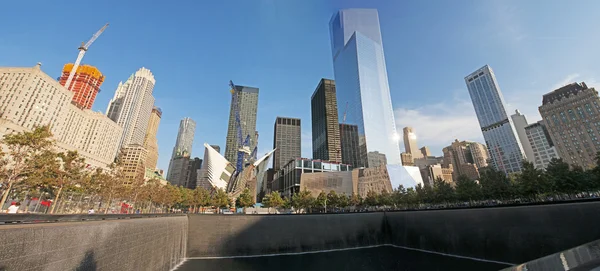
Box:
188 201 600 264
187 212 387 257
0 216 187 271
386 201 600 264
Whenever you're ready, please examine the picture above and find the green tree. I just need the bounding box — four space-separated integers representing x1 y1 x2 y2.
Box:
327 190 339 210
546 158 579 194
404 187 418 207
178 186 192 211
282 197 292 209
262 191 284 213
454 175 482 201
99 162 126 214
517 161 550 198
0 126 54 209
337 194 349 209
237 188 255 212
591 152 600 189
415 183 434 203
164 185 183 212
571 166 595 192
364 190 379 207
479 167 512 199
393 185 407 206
139 178 162 213
294 189 314 213
261 193 272 207
212 188 230 213
349 193 361 208
433 178 455 203
316 191 327 211
379 189 393 207
48 151 87 214
192 187 212 213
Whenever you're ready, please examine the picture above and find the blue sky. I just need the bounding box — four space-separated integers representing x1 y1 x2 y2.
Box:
1 0 600 171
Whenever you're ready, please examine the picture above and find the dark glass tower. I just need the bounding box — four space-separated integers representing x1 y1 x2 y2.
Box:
311 78 342 163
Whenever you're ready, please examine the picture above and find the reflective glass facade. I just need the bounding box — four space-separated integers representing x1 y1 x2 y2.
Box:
465 65 524 174
329 9 401 167
311 79 342 163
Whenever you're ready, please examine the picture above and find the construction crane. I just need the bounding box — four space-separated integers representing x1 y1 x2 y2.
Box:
250 131 259 161
228 80 253 176
64 23 109 91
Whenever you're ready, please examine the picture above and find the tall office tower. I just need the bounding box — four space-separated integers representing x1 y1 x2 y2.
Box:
511 110 535 162
186 157 203 189
367 151 387 168
539 82 600 168
120 144 148 184
224 85 259 168
400 152 414 166
525 121 560 169
443 140 490 180
465 65 525 174
143 107 162 170
107 67 156 148
167 118 196 180
58 63 104 109
210 145 221 154
311 78 342 162
403 127 423 159
273 117 302 170
167 152 190 187
420 146 431 158
0 64 121 169
330 9 401 167
340 123 361 167
468 141 490 169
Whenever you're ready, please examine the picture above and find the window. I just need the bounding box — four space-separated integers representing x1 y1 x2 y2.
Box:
568 109 577 120
560 112 568 123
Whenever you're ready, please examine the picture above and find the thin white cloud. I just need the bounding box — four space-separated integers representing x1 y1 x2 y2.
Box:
552 73 580 90
394 99 484 156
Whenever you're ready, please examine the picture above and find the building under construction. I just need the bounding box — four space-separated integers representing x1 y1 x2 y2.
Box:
59 63 104 109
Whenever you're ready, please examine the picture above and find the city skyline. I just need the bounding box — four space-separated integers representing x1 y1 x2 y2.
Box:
1 1 599 171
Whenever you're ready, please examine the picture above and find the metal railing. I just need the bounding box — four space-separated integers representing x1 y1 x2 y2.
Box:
0 213 186 224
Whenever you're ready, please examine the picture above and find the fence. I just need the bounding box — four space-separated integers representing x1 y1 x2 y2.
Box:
1 191 167 214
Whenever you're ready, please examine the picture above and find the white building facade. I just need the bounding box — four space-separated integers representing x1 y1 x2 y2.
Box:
197 143 234 191
106 67 156 148
525 121 560 169
510 110 535 162
0 64 122 168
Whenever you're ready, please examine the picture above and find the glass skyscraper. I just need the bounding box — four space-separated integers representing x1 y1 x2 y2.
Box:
329 9 401 167
465 65 524 174
167 117 196 181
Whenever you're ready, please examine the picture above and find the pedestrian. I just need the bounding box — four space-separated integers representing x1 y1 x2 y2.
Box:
7 202 20 214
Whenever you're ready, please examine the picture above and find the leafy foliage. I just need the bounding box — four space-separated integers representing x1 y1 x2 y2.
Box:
3 125 600 213
212 188 231 211
237 188 255 208
454 175 482 201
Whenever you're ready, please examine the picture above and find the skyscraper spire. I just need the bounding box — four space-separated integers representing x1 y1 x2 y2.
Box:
106 67 156 149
